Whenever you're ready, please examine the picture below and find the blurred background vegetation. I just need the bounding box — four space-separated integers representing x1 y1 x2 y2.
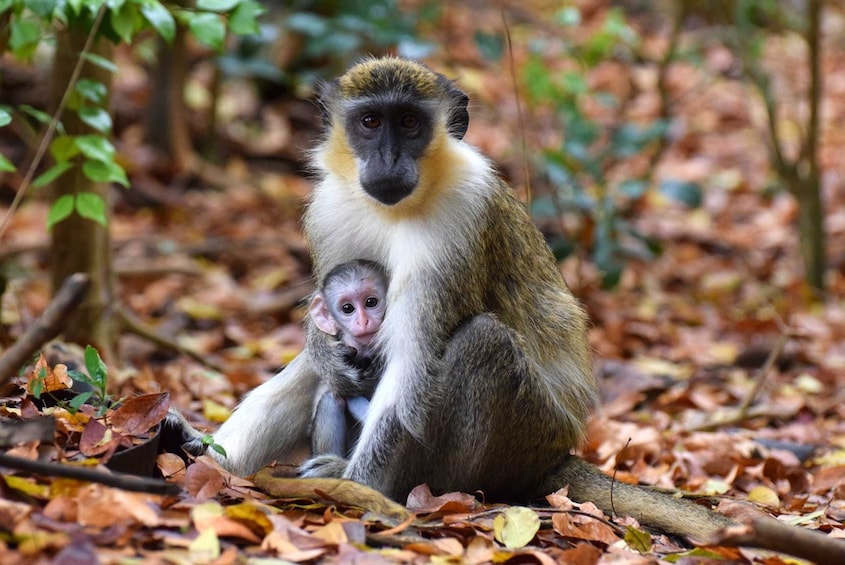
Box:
0 0 842 364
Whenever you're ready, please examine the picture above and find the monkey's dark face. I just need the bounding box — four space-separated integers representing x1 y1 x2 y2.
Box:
343 98 436 205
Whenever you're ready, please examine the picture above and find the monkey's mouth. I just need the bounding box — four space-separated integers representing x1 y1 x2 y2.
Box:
353 332 377 345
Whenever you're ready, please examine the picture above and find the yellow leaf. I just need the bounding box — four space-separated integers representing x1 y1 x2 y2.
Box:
312 521 348 544
794 373 822 394
202 399 232 423
493 507 540 549
4 475 50 499
192 501 225 530
224 501 274 535
812 449 845 466
189 527 220 562
633 357 693 380
708 342 739 364
698 479 731 495
747 486 780 507
624 525 652 553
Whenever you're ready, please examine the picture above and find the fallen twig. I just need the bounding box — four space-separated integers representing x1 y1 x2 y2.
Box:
713 516 845 564
0 273 90 384
0 452 180 495
117 306 226 373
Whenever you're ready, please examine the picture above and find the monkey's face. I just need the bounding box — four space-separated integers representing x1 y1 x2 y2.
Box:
319 58 470 208
343 99 436 205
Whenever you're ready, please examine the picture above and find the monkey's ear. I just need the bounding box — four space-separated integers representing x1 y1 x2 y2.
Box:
310 294 339 335
441 78 469 140
316 80 340 129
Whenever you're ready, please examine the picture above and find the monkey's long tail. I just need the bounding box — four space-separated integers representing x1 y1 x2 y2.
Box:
547 455 845 562
544 455 732 542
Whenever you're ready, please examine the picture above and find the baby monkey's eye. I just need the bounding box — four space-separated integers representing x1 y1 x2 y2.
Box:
341 303 355 314
365 297 379 308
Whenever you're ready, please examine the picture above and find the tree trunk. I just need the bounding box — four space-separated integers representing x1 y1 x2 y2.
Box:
795 178 825 292
146 11 194 173
48 25 119 362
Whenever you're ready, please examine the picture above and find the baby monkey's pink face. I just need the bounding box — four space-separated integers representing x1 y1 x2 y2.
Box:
332 276 386 348
310 262 388 358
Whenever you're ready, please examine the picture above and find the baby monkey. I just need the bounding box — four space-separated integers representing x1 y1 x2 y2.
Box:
308 259 388 457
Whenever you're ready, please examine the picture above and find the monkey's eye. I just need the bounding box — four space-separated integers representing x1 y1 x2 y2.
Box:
341 303 355 314
400 113 419 130
365 297 379 308
361 114 381 129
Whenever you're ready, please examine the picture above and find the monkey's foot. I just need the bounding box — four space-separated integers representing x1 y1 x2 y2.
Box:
298 454 348 478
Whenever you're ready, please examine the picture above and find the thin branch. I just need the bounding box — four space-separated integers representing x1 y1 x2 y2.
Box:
0 5 107 240
0 273 90 384
116 306 226 373
714 516 845 564
736 332 788 416
0 452 180 495
801 0 822 183
500 4 531 204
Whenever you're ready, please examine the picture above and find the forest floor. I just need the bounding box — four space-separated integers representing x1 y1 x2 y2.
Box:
2 1 845 563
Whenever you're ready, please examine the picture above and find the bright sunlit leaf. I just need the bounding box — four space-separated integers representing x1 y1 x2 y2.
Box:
75 192 108 226
140 0 176 43
493 507 540 549
47 194 75 228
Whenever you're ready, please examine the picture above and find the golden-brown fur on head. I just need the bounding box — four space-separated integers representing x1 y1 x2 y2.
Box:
318 57 469 140
336 56 442 99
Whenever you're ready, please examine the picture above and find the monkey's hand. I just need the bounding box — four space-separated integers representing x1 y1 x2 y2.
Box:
327 343 375 397
161 409 209 459
298 454 348 478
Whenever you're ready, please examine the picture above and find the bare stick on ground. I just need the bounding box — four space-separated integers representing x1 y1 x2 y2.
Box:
0 273 90 384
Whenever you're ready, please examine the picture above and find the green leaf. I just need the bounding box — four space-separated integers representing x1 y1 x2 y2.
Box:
26 0 57 18
82 159 129 186
83 52 119 74
228 0 264 36
660 179 702 208
474 30 503 62
83 345 107 388
197 0 239 11
140 0 176 43
47 194 75 229
210 443 227 456
19 105 53 125
67 391 93 411
68 369 95 387
33 161 73 188
0 154 15 172
618 179 648 198
285 12 326 36
492 507 540 549
9 20 41 59
49 136 80 162
75 192 108 225
110 2 139 43
75 79 108 103
78 106 113 133
624 525 652 553
0 108 12 127
556 6 581 26
75 135 115 161
187 12 226 51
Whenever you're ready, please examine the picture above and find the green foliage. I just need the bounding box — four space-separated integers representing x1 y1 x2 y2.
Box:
66 344 116 416
279 0 435 83
0 0 263 231
201 434 227 457
524 7 698 288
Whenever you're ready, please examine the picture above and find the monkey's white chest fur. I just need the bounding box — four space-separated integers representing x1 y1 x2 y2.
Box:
306 140 494 438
